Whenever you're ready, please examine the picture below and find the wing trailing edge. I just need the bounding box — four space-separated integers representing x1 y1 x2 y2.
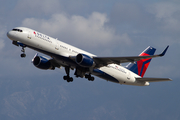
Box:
93 46 169 67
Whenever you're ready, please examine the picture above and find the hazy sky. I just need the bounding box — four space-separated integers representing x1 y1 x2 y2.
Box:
0 0 180 120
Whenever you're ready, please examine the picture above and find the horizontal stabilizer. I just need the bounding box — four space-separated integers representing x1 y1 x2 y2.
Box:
136 77 172 82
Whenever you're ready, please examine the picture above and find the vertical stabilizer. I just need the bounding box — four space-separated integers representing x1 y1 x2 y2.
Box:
126 46 156 77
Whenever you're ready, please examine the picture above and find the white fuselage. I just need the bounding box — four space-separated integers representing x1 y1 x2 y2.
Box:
7 27 149 86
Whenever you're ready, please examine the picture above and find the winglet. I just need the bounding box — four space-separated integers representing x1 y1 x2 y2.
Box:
159 45 169 56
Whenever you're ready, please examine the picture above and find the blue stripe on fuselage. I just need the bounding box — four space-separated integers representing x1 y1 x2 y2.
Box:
93 69 119 83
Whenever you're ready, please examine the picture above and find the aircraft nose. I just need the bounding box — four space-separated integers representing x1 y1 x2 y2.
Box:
7 31 11 38
7 31 15 40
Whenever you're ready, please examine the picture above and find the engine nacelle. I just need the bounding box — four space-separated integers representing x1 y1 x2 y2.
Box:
76 54 95 67
32 56 54 70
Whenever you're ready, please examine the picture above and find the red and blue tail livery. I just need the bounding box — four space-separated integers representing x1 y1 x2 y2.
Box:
126 46 156 77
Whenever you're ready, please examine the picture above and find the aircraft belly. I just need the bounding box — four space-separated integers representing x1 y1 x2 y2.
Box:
92 68 119 83
94 66 137 84
93 67 124 83
104 67 127 83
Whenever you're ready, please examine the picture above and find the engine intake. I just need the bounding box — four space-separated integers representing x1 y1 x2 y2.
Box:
33 56 54 70
76 54 95 67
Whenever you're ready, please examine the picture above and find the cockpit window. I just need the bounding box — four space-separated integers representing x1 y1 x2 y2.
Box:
12 29 23 32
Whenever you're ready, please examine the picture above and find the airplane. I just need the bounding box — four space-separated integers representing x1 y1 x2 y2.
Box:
7 27 172 86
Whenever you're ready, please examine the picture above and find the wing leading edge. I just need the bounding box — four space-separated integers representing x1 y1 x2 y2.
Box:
93 46 169 67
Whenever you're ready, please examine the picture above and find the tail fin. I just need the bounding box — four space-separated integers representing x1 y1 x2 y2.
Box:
126 46 156 77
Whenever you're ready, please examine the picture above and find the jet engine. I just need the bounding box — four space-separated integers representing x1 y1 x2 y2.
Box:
76 54 95 67
32 56 55 70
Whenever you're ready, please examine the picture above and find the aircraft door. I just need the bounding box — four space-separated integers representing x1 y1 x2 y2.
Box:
55 39 59 50
27 31 32 39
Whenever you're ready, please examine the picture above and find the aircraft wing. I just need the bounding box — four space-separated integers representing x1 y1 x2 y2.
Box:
93 46 169 67
136 77 172 82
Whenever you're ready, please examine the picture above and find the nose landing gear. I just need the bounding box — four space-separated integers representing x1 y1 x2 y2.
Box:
12 41 26 58
20 47 26 58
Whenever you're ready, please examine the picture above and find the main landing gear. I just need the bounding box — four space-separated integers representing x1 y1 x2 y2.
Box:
20 47 26 58
63 67 95 83
85 74 95 81
63 67 73 82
